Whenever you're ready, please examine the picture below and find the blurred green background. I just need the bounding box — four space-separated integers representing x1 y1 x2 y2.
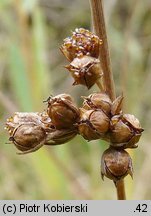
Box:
0 0 151 199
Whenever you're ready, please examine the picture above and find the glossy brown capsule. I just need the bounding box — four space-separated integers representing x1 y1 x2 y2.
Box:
78 109 110 141
101 147 133 182
110 113 144 149
66 56 102 89
5 111 78 153
5 112 44 136
82 92 112 115
46 94 80 129
5 112 52 154
9 123 46 154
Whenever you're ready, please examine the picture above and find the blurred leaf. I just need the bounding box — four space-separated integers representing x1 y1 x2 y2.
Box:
31 149 69 199
9 44 33 111
31 7 50 108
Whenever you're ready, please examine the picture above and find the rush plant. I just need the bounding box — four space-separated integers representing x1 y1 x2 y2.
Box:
5 0 143 200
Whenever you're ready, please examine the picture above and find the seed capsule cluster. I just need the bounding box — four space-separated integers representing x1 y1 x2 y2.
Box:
60 28 144 182
5 92 143 182
61 28 103 89
5 28 144 184
5 94 79 154
79 92 143 182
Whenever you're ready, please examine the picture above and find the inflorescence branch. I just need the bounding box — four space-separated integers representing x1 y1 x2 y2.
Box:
5 7 143 200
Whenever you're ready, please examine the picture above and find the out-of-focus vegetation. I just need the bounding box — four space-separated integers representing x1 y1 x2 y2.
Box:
0 0 151 199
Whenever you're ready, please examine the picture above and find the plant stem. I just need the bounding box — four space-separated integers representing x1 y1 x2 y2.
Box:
90 0 116 101
90 0 126 200
116 180 126 200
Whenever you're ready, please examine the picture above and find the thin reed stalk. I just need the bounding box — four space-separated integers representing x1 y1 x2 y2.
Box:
90 0 126 200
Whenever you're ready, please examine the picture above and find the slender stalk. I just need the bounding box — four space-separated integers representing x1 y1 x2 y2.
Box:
116 180 126 200
90 0 116 101
90 0 126 200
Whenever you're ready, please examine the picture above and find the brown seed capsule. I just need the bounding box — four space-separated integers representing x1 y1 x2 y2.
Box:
66 56 102 89
60 28 102 61
5 112 43 136
101 147 133 182
46 94 80 129
9 123 46 154
5 112 52 136
5 112 52 154
82 92 112 115
110 114 144 149
78 109 110 141
5 111 78 153
45 128 77 145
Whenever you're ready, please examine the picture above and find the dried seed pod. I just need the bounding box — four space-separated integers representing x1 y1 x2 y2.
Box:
101 147 133 182
6 112 42 136
78 109 110 141
9 123 46 154
46 94 80 129
82 92 112 115
45 128 77 145
5 112 52 136
110 114 144 149
5 111 78 153
123 114 142 130
5 112 53 154
111 95 124 116
66 56 102 89
60 28 102 61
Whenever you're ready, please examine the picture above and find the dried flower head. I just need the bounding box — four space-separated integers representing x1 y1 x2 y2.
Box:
46 94 80 129
66 56 102 89
101 147 133 182
78 108 110 141
82 92 112 115
110 114 144 149
60 28 102 61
